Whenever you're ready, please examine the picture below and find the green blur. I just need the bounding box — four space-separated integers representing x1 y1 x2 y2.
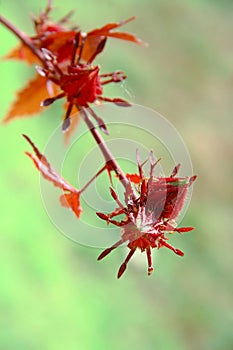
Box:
0 0 232 349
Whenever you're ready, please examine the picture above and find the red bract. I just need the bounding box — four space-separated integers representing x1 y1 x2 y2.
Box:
60 65 102 105
97 152 197 278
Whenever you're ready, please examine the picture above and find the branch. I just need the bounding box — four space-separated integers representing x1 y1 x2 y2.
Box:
0 14 45 64
81 108 136 199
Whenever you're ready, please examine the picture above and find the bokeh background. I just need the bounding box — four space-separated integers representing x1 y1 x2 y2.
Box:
0 0 232 349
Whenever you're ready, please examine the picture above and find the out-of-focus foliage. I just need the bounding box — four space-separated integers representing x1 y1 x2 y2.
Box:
0 0 232 349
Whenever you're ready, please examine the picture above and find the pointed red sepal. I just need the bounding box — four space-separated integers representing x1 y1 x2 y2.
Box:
96 212 109 221
109 187 118 201
171 163 181 177
117 263 127 279
174 227 194 233
159 239 184 256
111 98 131 107
174 248 184 256
117 248 136 278
189 175 197 185
97 247 114 261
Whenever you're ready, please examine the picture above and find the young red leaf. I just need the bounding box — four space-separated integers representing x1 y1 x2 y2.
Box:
87 17 145 46
60 192 82 219
3 16 144 66
40 30 77 63
81 36 107 63
23 134 82 218
2 75 59 123
4 44 39 64
80 17 145 63
126 173 141 184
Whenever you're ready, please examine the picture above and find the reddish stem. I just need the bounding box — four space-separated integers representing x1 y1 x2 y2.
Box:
0 15 45 64
79 165 106 194
81 108 135 197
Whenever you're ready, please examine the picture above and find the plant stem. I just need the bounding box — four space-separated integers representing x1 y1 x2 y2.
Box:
81 108 135 197
0 15 45 64
79 165 106 194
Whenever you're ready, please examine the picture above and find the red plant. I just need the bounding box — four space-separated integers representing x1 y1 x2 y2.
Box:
0 1 197 279
36 49 130 131
97 152 196 278
2 4 142 127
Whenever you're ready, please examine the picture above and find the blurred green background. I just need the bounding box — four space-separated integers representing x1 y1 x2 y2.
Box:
0 0 232 349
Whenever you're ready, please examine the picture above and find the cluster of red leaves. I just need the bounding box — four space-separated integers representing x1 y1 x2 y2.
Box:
97 152 197 278
3 2 143 136
1 1 144 227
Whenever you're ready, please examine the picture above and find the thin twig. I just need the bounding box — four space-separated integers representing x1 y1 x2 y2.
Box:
79 165 106 194
81 108 136 198
0 14 45 64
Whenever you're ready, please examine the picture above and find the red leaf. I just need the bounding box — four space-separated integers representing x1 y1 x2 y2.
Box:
40 30 77 63
2 75 59 123
4 44 39 64
82 17 145 63
4 31 77 65
60 193 82 218
23 134 81 218
3 15 145 67
81 36 107 63
87 17 145 46
126 173 141 184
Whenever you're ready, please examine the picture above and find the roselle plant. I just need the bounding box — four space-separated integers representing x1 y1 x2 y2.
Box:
0 1 196 278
